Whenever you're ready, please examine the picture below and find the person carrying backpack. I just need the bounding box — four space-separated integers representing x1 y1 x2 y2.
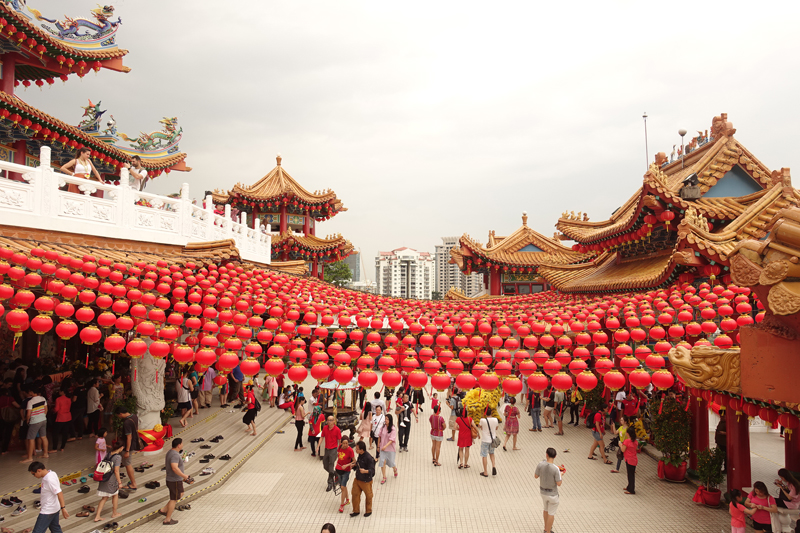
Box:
92 443 124 522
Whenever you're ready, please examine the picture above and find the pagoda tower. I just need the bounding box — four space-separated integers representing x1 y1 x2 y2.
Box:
212 154 352 278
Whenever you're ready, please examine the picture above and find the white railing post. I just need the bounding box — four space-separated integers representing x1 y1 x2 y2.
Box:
180 182 190 238
119 167 130 227
204 194 214 239
37 146 51 217
224 204 232 239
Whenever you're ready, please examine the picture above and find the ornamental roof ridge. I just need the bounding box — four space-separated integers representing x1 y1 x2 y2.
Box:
0 3 129 63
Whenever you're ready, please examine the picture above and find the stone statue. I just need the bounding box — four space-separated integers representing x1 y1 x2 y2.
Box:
711 113 736 139
130 352 166 431
670 145 676 162
654 152 668 166
668 344 741 394
583 213 589 221
683 206 708 232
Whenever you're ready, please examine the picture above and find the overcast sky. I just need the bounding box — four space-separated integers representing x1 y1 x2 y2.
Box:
27 1 800 281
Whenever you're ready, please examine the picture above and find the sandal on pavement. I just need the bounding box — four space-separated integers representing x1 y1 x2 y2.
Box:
587 457 596 460
82 505 96 512
479 472 489 477
162 520 178 525
76 512 90 517
604 460 613 465
339 505 345 513
380 478 386 484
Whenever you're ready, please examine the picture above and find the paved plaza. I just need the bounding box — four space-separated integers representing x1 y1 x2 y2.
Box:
126 393 736 533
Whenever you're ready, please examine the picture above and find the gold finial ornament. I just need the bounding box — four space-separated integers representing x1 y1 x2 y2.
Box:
276 153 282 166
522 211 528 226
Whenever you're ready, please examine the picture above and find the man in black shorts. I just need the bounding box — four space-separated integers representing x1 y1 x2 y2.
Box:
159 438 193 525
114 405 140 490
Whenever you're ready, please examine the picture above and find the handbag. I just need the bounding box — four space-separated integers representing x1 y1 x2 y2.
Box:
469 419 479 440
486 417 501 449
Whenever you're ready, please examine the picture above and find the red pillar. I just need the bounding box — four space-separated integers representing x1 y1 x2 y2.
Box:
303 210 309 235
1 55 16 95
9 139 26 182
309 218 315 236
726 411 751 493
787 431 800 472
312 258 318 278
319 263 325 281
490 271 501 295
279 205 287 234
689 397 709 470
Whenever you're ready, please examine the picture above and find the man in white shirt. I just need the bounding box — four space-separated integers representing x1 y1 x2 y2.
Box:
370 392 385 416
124 155 148 191
613 390 627 424
28 461 69 531
479 407 500 477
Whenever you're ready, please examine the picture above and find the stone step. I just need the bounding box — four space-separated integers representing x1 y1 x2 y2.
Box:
0 406 291 533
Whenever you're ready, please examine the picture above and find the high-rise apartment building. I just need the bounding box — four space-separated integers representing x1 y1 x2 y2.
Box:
375 247 434 299
343 251 361 282
435 237 485 298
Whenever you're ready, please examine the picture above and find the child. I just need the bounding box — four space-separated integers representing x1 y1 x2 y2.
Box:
431 392 439 413
95 428 107 465
729 488 756 533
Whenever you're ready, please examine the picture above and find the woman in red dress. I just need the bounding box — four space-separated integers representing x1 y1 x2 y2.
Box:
502 397 520 451
456 408 475 469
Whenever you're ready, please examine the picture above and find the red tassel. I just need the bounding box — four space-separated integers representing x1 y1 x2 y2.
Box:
685 396 691 412
156 371 158 384
560 402 564 416
37 339 41 358
86 350 89 366
12 335 17 352
134 368 137 382
581 402 586 417
62 347 66 364
112 360 115 375
659 397 664 414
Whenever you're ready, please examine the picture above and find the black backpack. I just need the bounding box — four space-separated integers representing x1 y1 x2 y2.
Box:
585 410 596 429
254 396 261 412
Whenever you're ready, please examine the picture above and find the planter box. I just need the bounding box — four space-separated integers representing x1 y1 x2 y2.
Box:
658 459 687 482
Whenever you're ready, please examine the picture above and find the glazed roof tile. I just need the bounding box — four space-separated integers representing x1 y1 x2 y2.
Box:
272 232 354 253
0 226 248 267
538 251 675 293
213 156 346 212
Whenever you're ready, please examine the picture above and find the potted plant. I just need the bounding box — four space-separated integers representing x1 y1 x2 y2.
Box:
652 396 691 482
694 447 725 507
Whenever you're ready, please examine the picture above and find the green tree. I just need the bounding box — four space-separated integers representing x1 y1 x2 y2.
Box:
431 291 442 301
324 261 352 286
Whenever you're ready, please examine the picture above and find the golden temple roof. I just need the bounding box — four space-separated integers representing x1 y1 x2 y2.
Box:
453 212 591 268
212 155 346 213
271 232 353 254
444 287 495 300
267 260 311 276
675 171 800 265
557 114 777 243
538 251 676 293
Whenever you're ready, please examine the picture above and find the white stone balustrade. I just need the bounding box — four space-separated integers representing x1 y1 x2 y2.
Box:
0 146 272 265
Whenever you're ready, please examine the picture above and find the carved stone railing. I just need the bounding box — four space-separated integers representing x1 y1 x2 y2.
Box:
0 146 272 264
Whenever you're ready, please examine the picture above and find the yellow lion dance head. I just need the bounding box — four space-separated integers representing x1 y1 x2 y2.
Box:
461 387 504 424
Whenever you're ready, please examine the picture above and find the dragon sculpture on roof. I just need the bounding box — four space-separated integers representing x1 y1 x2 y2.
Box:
78 99 105 132
27 4 121 39
119 118 182 152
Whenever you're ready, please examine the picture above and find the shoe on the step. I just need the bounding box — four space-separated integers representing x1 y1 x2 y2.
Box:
9 496 22 505
219 454 231 460
201 467 215 475
78 485 91 494
191 438 204 443
199 459 209 464
11 504 26 516
200 445 211 449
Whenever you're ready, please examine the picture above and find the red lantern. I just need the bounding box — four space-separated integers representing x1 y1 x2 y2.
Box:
551 372 572 391
602 369 626 391
381 368 402 389
431 372 451 391
310 362 331 383
357 368 378 388
240 357 261 377
502 376 523 396
455 372 477 390
79 325 102 345
651 369 674 390
408 369 428 390
576 370 598 391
